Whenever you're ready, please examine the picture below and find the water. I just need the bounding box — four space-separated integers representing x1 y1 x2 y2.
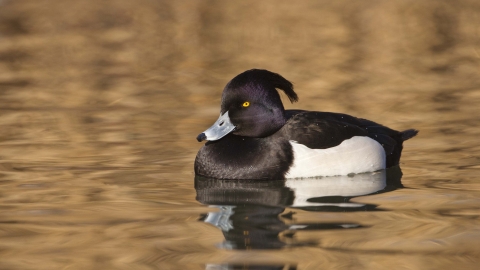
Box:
0 1 479 269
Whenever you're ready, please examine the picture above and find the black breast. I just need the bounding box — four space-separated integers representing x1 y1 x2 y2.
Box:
194 134 293 180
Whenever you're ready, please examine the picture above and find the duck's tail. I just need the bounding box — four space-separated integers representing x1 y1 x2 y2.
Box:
401 129 419 141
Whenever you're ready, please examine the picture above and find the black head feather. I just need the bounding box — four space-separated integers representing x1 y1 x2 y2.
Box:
227 69 298 103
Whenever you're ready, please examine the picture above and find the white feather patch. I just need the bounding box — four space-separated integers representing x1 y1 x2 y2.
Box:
285 136 386 178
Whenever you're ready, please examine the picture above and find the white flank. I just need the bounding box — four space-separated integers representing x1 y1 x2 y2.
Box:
285 136 386 178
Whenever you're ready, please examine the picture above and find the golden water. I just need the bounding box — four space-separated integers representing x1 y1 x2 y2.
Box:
0 1 479 269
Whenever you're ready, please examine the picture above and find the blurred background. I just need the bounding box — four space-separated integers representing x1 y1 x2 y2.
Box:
0 0 479 269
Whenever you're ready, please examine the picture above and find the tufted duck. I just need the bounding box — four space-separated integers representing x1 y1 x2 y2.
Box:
195 69 418 180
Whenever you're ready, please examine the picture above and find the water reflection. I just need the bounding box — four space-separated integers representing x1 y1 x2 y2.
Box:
206 263 297 270
196 167 403 250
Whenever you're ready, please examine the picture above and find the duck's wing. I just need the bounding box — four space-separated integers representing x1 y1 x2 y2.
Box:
280 111 369 149
282 111 418 167
312 112 404 155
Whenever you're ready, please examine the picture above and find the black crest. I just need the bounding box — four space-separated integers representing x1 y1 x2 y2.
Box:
228 69 299 103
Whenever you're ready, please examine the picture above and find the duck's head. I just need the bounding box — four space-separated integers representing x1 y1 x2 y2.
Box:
197 69 298 142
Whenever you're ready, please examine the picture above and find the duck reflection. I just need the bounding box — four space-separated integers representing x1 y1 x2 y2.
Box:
195 166 403 250
206 263 297 270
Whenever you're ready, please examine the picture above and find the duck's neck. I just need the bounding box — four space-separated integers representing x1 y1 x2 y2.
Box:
260 107 286 137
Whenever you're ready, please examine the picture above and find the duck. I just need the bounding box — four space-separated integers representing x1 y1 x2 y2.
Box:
195 69 418 180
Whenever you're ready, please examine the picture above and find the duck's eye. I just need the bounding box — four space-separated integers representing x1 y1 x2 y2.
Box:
242 101 250 107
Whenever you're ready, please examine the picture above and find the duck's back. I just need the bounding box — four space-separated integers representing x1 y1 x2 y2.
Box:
281 110 418 168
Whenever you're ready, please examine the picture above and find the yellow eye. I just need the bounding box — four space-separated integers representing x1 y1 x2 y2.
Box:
242 101 250 107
